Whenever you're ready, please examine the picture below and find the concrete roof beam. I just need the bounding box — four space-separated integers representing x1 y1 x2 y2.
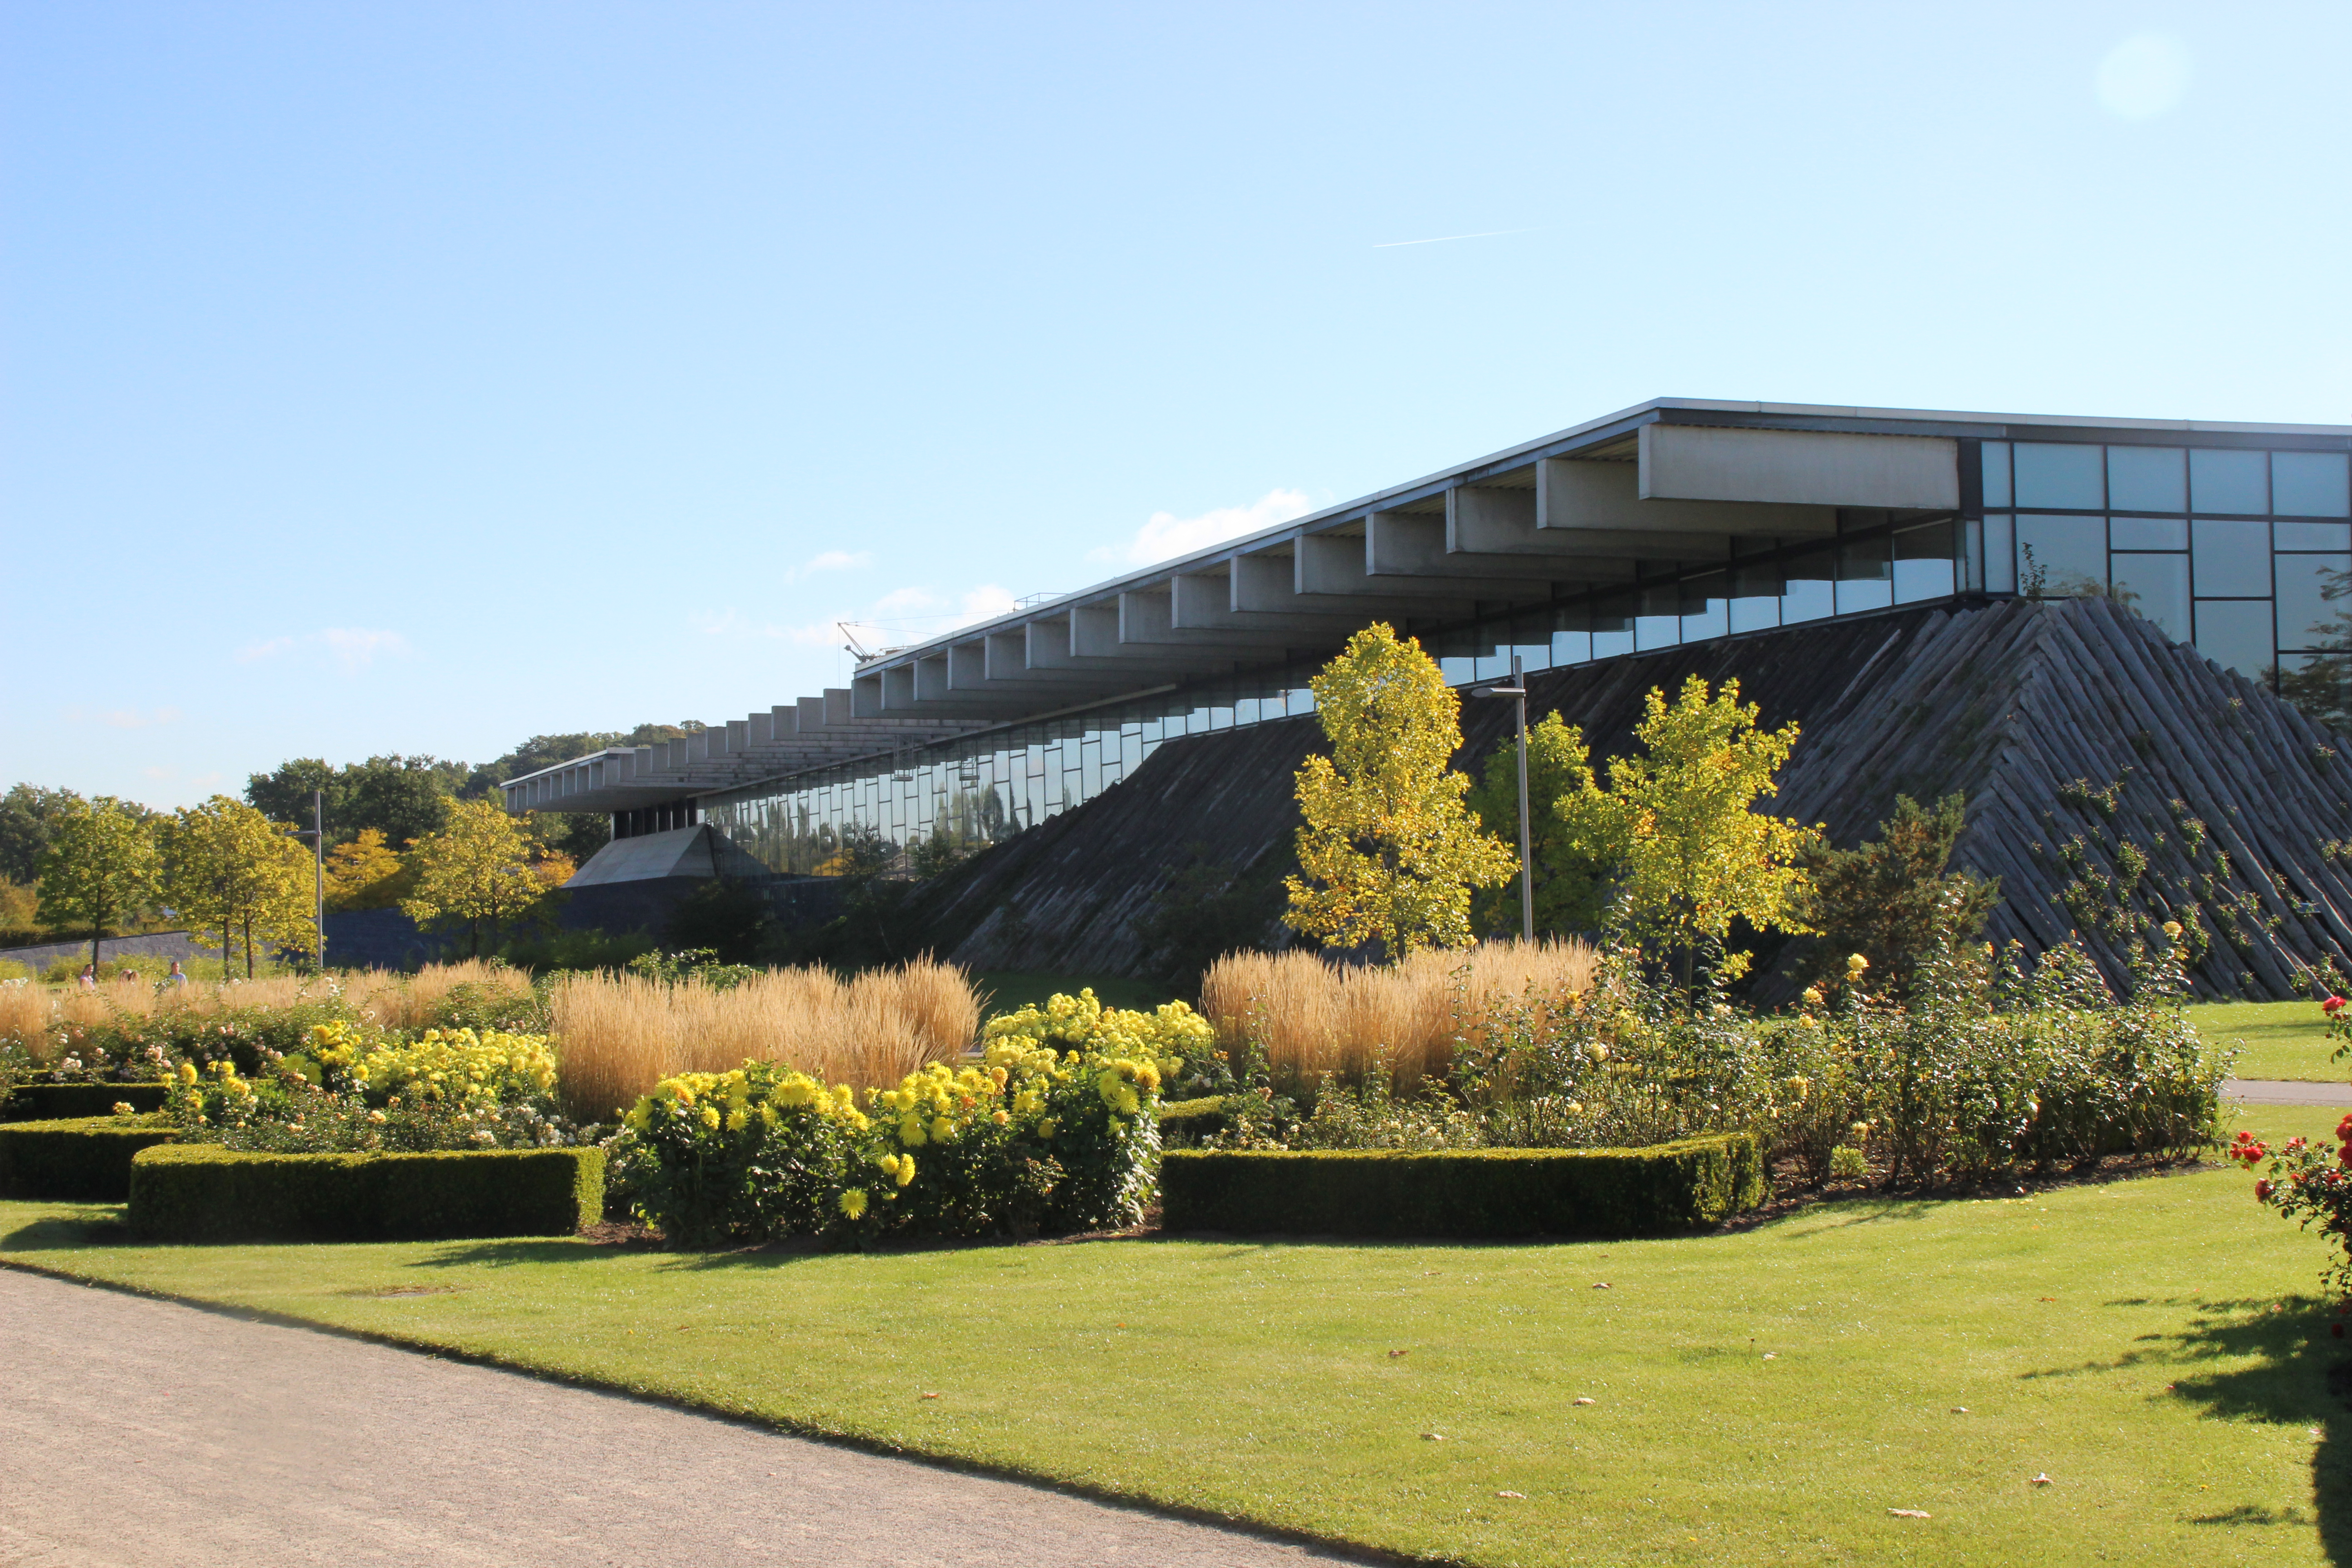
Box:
1168 570 1369 637
1298 532 1550 603
1117 587 1303 649
1539 456 1839 540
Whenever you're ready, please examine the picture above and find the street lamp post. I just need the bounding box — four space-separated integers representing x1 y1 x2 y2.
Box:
290 788 325 971
1477 654 1534 943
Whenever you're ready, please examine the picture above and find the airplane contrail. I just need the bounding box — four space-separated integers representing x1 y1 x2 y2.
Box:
1372 226 1547 249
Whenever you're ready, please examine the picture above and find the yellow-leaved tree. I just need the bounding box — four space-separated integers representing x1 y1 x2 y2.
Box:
167 796 316 978
1565 675 1818 986
400 797 553 956
323 826 408 910
1284 623 1517 960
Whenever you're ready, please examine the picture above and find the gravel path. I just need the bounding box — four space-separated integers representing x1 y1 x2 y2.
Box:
2227 1078 2352 1105
0 1266 1352 1567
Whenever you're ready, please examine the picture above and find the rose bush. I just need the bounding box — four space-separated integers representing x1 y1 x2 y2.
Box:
2230 1117 2352 1300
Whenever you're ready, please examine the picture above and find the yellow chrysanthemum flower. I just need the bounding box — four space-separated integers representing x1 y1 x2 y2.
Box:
839 1188 869 1219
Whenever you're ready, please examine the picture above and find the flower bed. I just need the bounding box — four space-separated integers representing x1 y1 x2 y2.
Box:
1158 1135 1765 1239
126 1145 604 1241
0 1115 179 1202
610 989 1207 1245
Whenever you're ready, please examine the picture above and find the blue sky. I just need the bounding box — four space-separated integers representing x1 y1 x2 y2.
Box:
4 2 2347 808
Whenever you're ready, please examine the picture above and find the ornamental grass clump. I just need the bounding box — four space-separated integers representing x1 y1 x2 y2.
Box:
610 990 1174 1246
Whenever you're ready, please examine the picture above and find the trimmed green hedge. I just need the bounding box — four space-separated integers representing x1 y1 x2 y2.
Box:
1158 1134 1766 1239
1156 1096 1231 1147
2 1082 173 1122
127 1145 606 1242
0 1116 180 1202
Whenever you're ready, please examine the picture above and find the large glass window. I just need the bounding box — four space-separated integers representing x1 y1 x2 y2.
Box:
2111 553 2190 643
1591 594 1636 659
2192 519 2271 597
2275 452 2352 519
2014 444 2104 509
1681 571 1728 642
2016 514 2104 593
2107 446 2186 514
1837 533 1892 614
1981 441 2012 507
1983 514 2016 593
1783 549 1834 623
1893 520 1955 603
2110 516 2188 550
2194 598 2274 681
2191 449 2269 514
2275 554 2351 651
1635 583 1681 651
1730 562 1781 633
2278 522 2352 551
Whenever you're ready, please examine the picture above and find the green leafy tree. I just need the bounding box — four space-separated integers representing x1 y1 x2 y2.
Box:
35 797 162 973
1465 712 1617 937
1793 793 2000 996
0 784 83 884
322 827 410 911
1571 675 1818 987
245 755 464 849
1284 623 1517 960
167 796 316 978
400 798 553 956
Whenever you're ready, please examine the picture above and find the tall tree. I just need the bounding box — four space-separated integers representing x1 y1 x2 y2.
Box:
1465 711 1615 937
35 797 161 973
245 755 462 849
1570 676 1818 987
0 784 83 884
400 799 553 956
1283 623 1516 960
167 797 316 979
1794 794 2000 995
322 827 408 911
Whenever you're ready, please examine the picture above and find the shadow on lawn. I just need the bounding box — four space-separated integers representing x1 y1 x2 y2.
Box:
2031 1294 2351 1560
0 1208 128 1251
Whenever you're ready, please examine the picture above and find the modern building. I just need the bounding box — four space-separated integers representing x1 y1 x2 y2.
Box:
502 397 2352 879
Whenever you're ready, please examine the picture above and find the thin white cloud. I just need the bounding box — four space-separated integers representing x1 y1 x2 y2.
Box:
236 628 408 671
1090 488 1315 566
803 550 870 574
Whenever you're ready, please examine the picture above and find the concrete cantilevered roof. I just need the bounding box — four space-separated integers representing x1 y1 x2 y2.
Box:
501 396 2352 816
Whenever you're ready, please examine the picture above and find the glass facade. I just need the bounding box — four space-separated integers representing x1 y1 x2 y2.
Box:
697 435 2351 874
1980 440 2352 682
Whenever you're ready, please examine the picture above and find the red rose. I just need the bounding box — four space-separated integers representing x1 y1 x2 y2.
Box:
2257 1180 2274 1200
2327 996 2347 1014
2339 1114 2352 1140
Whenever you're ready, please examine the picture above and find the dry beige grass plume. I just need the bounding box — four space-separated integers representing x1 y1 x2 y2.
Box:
548 956 980 1120
1199 939 1597 1092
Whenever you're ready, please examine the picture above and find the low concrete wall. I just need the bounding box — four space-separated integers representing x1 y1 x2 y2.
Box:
0 931 211 975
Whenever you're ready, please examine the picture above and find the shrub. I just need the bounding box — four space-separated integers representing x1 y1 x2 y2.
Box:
612 1004 1166 1245
0 1115 179 1201
1159 1135 1765 1239
127 1144 604 1241
2 1080 172 1121
1157 1096 1232 1148
2230 1118 2352 1299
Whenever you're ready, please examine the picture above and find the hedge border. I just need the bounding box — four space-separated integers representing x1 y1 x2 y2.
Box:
1156 1096 1231 1147
2 1082 173 1122
0 1116 180 1202
127 1145 605 1242
1158 1134 1765 1239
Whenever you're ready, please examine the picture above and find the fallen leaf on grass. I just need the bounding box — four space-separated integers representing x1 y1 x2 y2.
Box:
1422 1432 1446 1441
2032 1474 2052 1487
1496 1490 1525 1499
1388 1349 1410 1358
1573 1397 1597 1406
920 1392 941 1400
1763 1353 1777 1360
1887 1509 1931 1519
1593 1282 1612 1289
1951 1407 1969 1414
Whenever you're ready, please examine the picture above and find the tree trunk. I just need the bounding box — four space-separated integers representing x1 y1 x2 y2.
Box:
243 910 255 980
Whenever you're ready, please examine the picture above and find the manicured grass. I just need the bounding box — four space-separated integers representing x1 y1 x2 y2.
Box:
6 1106 2349 1565
2190 1000 2350 1083
970 970 1181 1016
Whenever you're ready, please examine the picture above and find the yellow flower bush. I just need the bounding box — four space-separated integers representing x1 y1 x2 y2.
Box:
308 1019 557 1109
615 993 1171 1247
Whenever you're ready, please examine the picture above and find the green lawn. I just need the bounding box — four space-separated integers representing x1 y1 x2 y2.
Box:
2190 1001 2350 1083
7 1104 2350 1565
970 970 1181 1016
